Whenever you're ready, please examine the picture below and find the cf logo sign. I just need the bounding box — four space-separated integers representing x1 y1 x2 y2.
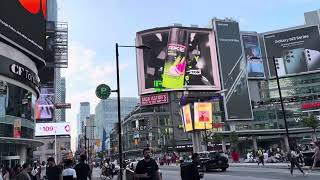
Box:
10 64 25 76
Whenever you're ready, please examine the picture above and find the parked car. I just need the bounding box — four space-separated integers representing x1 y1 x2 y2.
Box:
303 151 320 167
198 151 229 172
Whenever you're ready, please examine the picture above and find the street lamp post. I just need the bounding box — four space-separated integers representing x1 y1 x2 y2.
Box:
250 56 290 151
115 43 150 180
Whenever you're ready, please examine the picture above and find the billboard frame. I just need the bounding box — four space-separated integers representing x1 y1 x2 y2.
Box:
213 19 254 121
136 26 221 95
263 24 320 79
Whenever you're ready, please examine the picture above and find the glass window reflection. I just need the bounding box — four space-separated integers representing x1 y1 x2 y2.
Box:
0 80 36 121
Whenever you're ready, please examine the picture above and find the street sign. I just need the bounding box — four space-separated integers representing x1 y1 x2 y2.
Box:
95 84 111 99
55 103 71 109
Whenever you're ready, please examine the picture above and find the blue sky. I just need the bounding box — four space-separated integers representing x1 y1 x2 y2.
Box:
57 0 320 149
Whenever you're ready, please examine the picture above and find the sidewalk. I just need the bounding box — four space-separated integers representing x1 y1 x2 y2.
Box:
229 162 320 170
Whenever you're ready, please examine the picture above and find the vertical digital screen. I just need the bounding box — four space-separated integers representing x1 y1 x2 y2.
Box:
36 86 54 121
242 34 265 78
214 20 253 120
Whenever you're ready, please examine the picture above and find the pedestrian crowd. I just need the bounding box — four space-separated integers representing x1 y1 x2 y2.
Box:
0 154 91 180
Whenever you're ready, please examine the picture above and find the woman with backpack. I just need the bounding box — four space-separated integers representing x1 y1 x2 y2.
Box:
289 146 305 176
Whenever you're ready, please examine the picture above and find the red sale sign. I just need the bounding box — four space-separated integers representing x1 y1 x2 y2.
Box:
140 93 169 106
35 122 71 136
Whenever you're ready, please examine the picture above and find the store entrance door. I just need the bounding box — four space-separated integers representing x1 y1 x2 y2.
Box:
0 156 20 168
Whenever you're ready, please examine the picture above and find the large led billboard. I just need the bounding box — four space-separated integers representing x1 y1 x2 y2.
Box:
264 25 320 77
241 34 265 78
0 0 46 62
35 122 71 136
194 102 213 130
36 86 54 121
213 20 253 120
136 27 221 94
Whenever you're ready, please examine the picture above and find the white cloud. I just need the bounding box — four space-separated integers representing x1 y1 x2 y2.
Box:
63 42 129 151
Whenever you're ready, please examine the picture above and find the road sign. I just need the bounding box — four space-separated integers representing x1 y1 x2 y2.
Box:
55 103 71 109
95 84 111 99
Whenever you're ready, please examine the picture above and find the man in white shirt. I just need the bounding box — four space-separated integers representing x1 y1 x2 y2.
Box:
62 159 77 180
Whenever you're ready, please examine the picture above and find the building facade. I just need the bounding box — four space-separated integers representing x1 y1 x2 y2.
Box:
33 136 71 163
79 102 90 135
115 10 320 156
60 77 66 122
95 97 138 151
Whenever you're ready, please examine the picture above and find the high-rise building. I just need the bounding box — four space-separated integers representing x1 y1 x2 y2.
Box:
60 77 66 122
80 102 90 135
85 114 95 141
95 97 138 150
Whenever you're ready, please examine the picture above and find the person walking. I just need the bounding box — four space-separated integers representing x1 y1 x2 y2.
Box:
46 157 62 180
257 149 264 166
16 163 31 180
39 161 46 180
2 167 9 180
289 146 305 176
62 159 77 180
180 153 203 180
134 148 162 180
30 163 39 180
310 141 320 172
74 154 90 180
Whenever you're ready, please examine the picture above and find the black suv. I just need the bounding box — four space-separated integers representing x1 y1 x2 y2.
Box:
198 151 229 172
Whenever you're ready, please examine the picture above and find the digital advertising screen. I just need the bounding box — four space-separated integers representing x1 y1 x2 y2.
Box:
194 102 213 130
263 25 320 78
35 122 71 136
0 0 46 62
242 34 265 78
182 104 193 132
136 27 221 95
213 20 253 120
36 86 54 121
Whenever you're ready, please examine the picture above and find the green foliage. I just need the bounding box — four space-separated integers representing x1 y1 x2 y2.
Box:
302 114 319 131
229 131 239 152
211 133 223 145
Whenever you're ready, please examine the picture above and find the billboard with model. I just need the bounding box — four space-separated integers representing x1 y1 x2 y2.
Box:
263 25 320 77
136 27 221 95
242 33 265 78
213 20 253 120
0 0 46 62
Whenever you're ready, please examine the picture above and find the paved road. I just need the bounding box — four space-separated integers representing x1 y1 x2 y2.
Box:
91 165 320 180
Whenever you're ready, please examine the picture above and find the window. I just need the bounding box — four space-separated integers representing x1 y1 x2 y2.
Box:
48 141 54 150
0 81 36 121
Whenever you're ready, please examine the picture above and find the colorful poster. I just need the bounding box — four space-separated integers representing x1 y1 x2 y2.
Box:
14 119 21 138
194 102 212 130
182 104 193 132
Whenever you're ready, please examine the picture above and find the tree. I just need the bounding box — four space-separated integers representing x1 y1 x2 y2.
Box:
229 131 239 152
302 114 319 141
210 133 223 149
